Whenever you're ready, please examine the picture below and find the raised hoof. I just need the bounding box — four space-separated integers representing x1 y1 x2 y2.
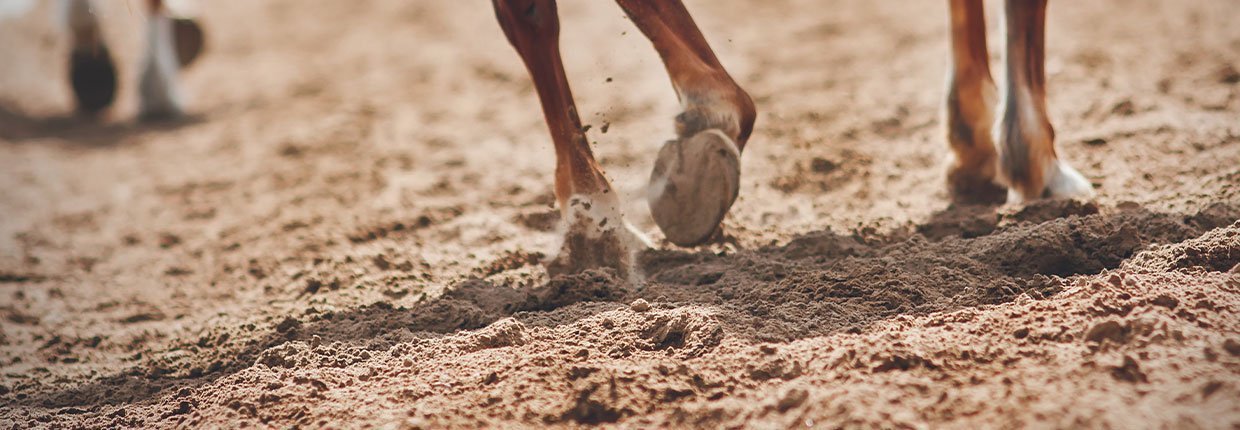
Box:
545 195 650 282
647 129 741 247
173 18 205 68
69 46 118 116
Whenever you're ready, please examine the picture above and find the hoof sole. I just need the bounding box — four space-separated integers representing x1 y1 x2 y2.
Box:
647 129 741 247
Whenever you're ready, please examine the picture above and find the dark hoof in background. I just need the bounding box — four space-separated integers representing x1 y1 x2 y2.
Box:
70 46 117 116
173 18 205 68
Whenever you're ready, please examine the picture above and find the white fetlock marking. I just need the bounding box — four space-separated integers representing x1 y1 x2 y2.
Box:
138 11 185 118
1044 158 1094 199
677 92 742 142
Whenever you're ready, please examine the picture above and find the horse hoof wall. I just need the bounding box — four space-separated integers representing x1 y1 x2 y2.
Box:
647 129 741 247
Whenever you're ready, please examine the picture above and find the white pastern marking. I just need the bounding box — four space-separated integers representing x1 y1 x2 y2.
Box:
138 11 185 117
1045 159 1094 199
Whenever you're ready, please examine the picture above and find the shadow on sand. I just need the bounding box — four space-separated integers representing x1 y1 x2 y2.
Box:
0 105 204 147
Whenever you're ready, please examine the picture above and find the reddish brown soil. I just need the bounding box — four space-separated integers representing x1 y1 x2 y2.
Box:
1 0 1238 428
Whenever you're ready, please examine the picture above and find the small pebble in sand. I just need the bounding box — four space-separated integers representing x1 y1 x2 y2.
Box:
630 299 650 312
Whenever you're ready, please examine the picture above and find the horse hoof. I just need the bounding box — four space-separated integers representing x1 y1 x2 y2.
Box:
647 129 741 247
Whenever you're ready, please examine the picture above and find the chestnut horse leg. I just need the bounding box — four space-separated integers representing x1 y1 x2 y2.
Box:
996 0 1092 201
944 0 1005 204
492 0 649 278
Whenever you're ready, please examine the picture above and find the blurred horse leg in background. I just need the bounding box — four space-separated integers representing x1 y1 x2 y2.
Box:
138 0 205 120
55 0 204 120
64 0 117 116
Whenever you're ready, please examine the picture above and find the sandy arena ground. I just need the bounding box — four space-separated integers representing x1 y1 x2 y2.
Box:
1 0 1238 428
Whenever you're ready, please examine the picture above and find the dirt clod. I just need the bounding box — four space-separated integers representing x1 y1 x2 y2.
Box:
276 317 301 334
1151 295 1179 310
1111 356 1148 383
1224 339 1240 357
776 388 809 412
629 299 650 312
1085 320 1129 345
